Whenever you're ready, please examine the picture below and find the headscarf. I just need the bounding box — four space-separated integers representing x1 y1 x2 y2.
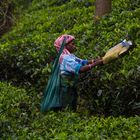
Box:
54 34 75 63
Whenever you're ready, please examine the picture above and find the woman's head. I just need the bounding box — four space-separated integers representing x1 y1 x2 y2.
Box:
65 40 76 53
54 34 76 53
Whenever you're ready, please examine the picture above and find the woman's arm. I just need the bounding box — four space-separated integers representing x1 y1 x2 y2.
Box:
79 58 103 73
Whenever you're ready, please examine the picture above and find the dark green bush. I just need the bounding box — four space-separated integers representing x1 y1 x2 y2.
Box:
1 82 139 139
0 82 41 138
0 0 140 138
0 82 139 139
0 0 94 89
0 0 140 115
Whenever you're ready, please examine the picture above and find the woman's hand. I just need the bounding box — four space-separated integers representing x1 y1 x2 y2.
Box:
88 57 103 64
80 57 103 73
92 57 103 66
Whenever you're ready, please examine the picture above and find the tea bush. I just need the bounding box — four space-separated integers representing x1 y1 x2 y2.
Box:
0 0 94 88
0 82 140 139
0 0 140 115
0 82 40 138
76 0 140 116
0 0 140 138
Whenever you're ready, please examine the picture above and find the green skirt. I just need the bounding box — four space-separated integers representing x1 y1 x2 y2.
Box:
60 74 78 110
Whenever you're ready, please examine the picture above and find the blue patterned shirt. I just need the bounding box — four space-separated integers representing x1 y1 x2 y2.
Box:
60 54 88 75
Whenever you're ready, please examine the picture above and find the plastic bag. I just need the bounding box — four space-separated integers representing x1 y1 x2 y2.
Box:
103 39 132 64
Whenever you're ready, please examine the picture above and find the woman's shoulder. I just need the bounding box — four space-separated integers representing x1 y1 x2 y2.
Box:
63 54 75 59
61 54 76 63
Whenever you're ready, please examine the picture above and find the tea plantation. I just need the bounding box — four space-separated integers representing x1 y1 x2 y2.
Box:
0 0 140 139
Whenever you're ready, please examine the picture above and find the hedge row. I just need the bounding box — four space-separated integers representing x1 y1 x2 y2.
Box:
0 82 140 139
0 0 140 115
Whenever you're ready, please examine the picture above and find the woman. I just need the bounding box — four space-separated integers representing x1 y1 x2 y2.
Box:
54 34 103 110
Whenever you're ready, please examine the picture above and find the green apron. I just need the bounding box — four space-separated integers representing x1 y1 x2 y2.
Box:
41 38 66 112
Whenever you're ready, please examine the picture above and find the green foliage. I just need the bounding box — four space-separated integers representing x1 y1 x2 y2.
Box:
0 0 94 89
0 82 140 139
0 0 140 116
0 0 140 138
76 0 140 116
0 82 40 138
26 113 140 140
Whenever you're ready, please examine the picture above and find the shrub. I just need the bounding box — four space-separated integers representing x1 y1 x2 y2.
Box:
0 0 140 115
1 92 140 140
0 82 40 138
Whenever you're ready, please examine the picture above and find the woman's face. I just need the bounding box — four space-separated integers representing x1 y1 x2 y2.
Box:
66 41 76 53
